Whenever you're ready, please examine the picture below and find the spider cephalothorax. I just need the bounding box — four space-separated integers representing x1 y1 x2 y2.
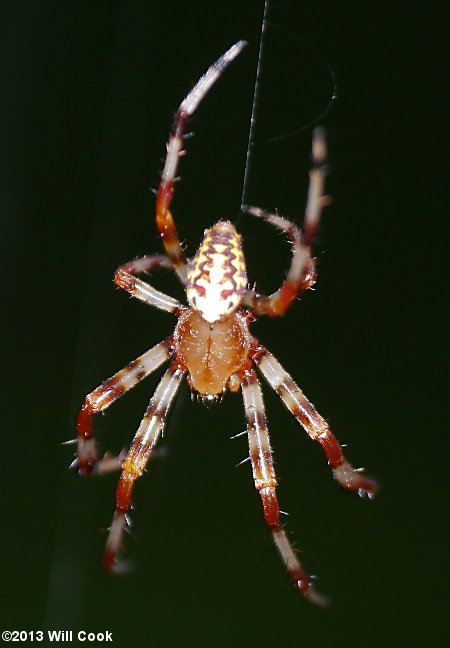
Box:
75 41 377 604
173 306 251 396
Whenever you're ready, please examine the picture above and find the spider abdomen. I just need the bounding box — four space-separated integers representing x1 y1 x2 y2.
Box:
173 308 251 395
186 220 247 323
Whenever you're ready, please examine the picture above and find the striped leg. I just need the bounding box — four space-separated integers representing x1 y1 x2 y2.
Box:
103 363 185 571
156 41 247 284
114 255 180 314
254 347 377 497
242 128 328 317
241 369 326 605
76 340 172 475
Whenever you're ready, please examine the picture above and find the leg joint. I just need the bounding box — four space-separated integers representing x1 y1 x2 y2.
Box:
259 486 280 528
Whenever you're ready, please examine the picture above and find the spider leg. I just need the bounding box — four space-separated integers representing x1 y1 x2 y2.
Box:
253 346 378 497
76 340 172 475
241 368 327 605
114 254 180 313
242 128 328 317
156 40 247 284
102 362 185 571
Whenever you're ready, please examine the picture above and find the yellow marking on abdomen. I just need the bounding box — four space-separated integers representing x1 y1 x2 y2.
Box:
187 220 247 323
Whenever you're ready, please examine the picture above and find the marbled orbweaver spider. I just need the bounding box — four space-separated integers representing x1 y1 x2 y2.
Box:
75 40 377 605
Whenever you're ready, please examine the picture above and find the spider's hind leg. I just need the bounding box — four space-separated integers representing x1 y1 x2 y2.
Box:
242 128 328 317
114 255 181 313
156 41 247 284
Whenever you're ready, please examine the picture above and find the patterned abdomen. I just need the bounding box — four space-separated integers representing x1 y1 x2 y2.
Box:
186 221 247 323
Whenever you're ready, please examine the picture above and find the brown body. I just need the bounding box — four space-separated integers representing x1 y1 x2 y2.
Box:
75 43 376 604
174 308 252 395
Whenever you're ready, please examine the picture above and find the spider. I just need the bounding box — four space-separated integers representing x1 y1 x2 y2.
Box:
75 40 377 605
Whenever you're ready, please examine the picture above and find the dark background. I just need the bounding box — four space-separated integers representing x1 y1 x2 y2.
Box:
1 1 446 646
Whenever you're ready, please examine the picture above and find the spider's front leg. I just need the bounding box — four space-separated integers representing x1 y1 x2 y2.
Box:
76 341 172 475
103 362 185 571
253 346 377 497
156 40 246 284
241 369 327 605
242 128 327 317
